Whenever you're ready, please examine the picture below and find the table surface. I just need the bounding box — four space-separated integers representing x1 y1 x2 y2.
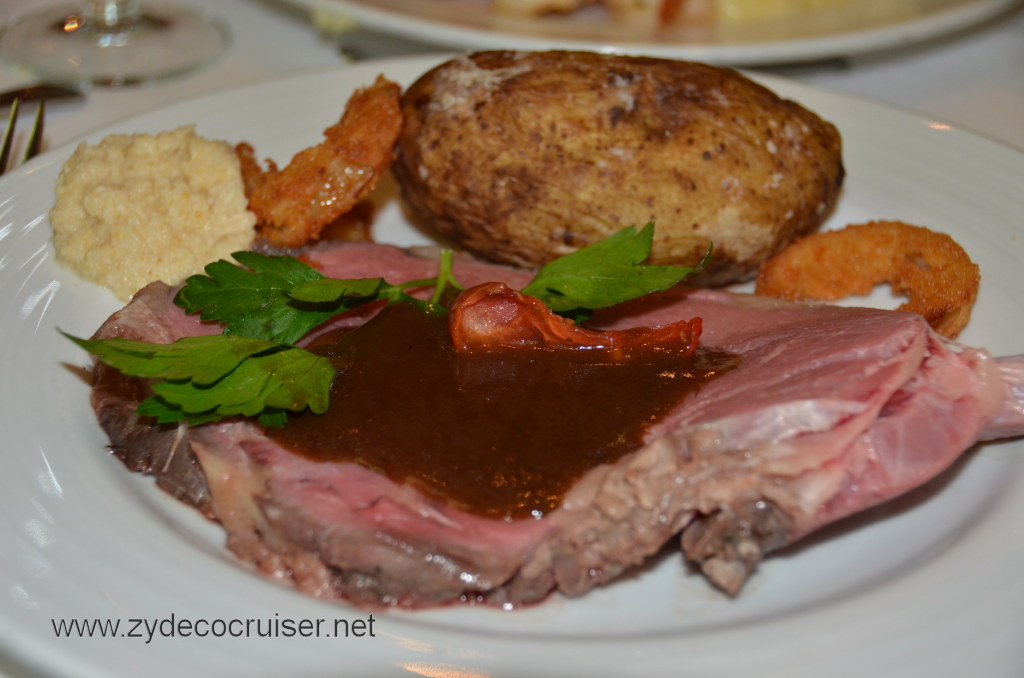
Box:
0 0 1022 153
0 1 1021 676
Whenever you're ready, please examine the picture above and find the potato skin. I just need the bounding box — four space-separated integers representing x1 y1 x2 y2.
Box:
394 51 844 285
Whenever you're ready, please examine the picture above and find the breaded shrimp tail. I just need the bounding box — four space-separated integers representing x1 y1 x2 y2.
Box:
755 220 980 338
236 75 402 248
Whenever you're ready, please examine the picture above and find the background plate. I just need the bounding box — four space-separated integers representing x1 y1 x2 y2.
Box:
287 0 1022 65
0 55 1022 677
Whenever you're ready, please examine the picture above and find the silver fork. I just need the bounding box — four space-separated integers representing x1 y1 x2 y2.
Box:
1 98 45 176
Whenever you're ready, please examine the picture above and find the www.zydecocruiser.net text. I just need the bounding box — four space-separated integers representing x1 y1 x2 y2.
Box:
51 612 377 644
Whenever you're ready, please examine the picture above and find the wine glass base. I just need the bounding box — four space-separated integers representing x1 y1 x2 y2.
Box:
0 2 230 86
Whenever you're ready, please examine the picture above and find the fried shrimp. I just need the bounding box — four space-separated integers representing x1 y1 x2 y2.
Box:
235 75 402 248
755 220 980 338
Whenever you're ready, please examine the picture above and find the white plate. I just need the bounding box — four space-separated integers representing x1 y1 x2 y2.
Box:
1 55 1023 678
287 0 1021 65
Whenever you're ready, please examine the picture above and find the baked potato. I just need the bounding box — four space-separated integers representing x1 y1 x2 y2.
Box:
394 50 844 285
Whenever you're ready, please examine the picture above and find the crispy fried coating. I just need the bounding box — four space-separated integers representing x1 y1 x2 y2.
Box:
236 75 402 248
755 220 980 338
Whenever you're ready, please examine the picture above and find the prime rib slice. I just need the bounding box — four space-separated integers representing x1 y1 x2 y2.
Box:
88 241 1024 607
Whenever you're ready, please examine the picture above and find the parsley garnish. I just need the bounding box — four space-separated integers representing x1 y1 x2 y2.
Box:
289 250 464 316
522 223 710 322
63 333 333 427
173 252 375 344
67 224 708 427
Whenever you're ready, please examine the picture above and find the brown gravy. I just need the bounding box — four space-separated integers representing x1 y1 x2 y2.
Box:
266 302 736 520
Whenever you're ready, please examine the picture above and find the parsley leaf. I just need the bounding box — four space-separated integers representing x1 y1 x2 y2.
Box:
520 223 710 321
289 248 463 315
145 347 333 426
64 332 333 427
174 252 374 344
63 333 274 383
289 277 384 304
